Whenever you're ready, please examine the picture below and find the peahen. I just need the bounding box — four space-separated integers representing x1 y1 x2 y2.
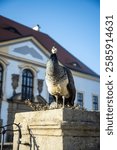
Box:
45 46 76 108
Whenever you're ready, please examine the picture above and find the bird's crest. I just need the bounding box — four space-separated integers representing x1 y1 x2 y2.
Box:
51 46 57 54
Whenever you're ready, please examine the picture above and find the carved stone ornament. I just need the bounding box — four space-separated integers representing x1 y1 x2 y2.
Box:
11 74 19 96
37 79 44 95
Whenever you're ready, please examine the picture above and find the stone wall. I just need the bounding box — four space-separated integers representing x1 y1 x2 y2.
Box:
13 108 100 150
6 100 32 142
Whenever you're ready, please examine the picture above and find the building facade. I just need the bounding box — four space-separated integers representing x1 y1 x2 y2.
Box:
0 16 100 141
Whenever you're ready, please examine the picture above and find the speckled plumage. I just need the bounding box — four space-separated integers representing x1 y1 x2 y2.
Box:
45 51 76 107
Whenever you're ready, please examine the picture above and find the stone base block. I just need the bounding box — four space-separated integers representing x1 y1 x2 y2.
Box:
13 108 100 150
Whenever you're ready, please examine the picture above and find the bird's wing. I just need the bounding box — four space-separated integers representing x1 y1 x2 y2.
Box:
64 67 76 105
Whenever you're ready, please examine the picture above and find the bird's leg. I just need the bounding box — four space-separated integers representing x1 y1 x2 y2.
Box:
55 96 58 108
62 96 65 108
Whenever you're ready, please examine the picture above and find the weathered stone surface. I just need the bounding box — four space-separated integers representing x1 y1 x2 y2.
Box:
6 100 33 142
13 108 100 150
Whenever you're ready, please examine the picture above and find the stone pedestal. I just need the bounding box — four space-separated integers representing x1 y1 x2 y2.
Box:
13 108 100 150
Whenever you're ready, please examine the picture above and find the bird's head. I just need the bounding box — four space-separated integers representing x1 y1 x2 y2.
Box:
46 46 59 74
49 46 58 63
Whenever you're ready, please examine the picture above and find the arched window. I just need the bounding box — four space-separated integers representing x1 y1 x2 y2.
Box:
0 64 3 98
22 69 34 100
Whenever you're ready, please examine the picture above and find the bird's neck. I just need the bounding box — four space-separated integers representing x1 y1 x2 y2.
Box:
46 59 58 73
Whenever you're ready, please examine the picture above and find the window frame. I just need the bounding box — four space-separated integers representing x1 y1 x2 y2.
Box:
21 69 34 100
92 95 99 111
77 92 84 108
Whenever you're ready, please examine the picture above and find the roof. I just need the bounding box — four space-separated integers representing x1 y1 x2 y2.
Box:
0 15 99 78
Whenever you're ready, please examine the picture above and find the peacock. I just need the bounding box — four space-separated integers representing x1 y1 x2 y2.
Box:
45 46 76 108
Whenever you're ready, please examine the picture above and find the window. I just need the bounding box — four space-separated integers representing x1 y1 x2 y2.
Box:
22 69 34 100
77 92 83 108
92 95 98 111
0 64 3 98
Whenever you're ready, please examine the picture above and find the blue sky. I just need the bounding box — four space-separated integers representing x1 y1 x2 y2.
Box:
0 0 100 75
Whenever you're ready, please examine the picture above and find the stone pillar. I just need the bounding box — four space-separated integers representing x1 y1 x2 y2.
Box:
13 109 100 150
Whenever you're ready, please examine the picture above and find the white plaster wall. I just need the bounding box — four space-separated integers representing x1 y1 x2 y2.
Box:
36 67 48 101
1 101 8 126
74 75 100 110
5 59 20 98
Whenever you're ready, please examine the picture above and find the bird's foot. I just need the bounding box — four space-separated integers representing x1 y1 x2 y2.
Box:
49 102 57 109
49 102 61 109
